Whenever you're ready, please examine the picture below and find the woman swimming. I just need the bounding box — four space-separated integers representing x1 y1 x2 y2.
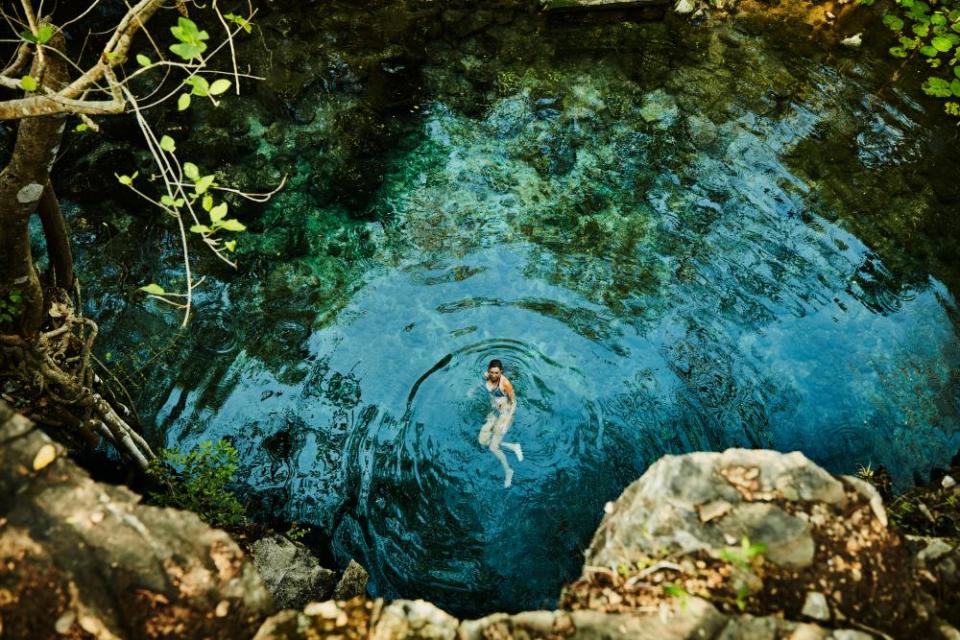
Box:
478 359 523 487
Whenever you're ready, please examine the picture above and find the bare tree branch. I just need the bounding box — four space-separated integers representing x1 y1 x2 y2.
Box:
0 0 165 121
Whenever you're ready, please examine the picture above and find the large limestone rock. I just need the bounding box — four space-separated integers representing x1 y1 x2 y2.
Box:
250 535 337 610
0 404 272 639
575 448 926 636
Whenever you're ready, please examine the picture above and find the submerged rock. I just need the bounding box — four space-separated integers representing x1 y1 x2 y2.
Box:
0 404 271 639
250 535 338 610
638 89 679 126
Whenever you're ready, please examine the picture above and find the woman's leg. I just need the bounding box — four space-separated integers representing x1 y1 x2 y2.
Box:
494 411 523 462
478 412 497 446
489 428 514 488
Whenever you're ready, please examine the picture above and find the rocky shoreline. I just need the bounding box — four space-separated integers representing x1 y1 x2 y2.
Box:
2 403 958 638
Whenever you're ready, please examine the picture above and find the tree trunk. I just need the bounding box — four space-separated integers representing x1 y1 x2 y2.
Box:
0 31 68 336
38 181 74 290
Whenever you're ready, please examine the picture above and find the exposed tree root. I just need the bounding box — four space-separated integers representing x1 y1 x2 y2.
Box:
0 289 154 470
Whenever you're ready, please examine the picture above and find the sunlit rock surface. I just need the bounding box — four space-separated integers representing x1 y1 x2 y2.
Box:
4 401 959 638
251 535 337 610
254 449 960 638
571 448 924 635
0 404 271 639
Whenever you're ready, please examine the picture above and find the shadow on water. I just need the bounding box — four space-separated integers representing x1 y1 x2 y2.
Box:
65 3 960 616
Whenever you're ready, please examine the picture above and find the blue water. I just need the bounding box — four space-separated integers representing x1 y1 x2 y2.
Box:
73 17 960 616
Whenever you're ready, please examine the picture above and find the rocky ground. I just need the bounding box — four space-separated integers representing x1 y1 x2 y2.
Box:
3 401 959 639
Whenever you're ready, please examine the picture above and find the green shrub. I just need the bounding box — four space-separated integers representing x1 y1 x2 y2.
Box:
148 439 247 529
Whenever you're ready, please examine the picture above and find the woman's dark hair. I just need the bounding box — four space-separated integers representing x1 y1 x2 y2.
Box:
488 359 504 371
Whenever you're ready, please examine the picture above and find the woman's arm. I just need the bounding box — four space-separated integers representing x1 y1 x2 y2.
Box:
504 379 517 412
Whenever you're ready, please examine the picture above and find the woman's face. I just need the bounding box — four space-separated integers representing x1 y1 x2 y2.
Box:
488 367 502 383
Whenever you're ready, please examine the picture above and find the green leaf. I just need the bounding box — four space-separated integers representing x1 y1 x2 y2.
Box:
178 93 191 111
945 101 960 116
20 75 37 92
209 79 232 96
210 202 228 222
224 240 237 252
931 12 947 26
140 283 166 295
913 23 930 37
883 14 905 31
890 46 908 57
74 123 89 133
225 13 253 33
185 76 210 97
170 17 208 43
900 36 919 49
920 44 939 56
35 25 54 45
202 194 214 211
955 66 960 80
160 135 176 153
952 79 960 97
923 76 953 96
184 162 200 181
932 35 954 52
19 29 38 44
195 175 215 194
170 41 206 61
218 219 246 232
136 54 152 67
116 171 138 185
169 17 209 61
190 224 212 234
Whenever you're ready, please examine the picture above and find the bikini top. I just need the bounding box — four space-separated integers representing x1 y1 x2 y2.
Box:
487 378 507 399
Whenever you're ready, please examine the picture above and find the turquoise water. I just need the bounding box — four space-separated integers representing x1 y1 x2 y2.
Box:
69 11 960 615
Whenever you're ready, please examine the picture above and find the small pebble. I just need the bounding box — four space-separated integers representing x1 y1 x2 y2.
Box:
942 475 956 490
841 33 863 48
802 591 831 621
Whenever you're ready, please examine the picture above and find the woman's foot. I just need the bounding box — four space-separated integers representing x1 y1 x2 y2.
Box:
505 442 523 462
504 467 513 488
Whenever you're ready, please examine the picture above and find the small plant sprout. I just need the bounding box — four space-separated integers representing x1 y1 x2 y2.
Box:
717 536 767 612
719 536 768 569
857 462 875 480
664 582 691 610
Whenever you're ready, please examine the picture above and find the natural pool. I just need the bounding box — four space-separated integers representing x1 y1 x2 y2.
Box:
67 3 960 616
